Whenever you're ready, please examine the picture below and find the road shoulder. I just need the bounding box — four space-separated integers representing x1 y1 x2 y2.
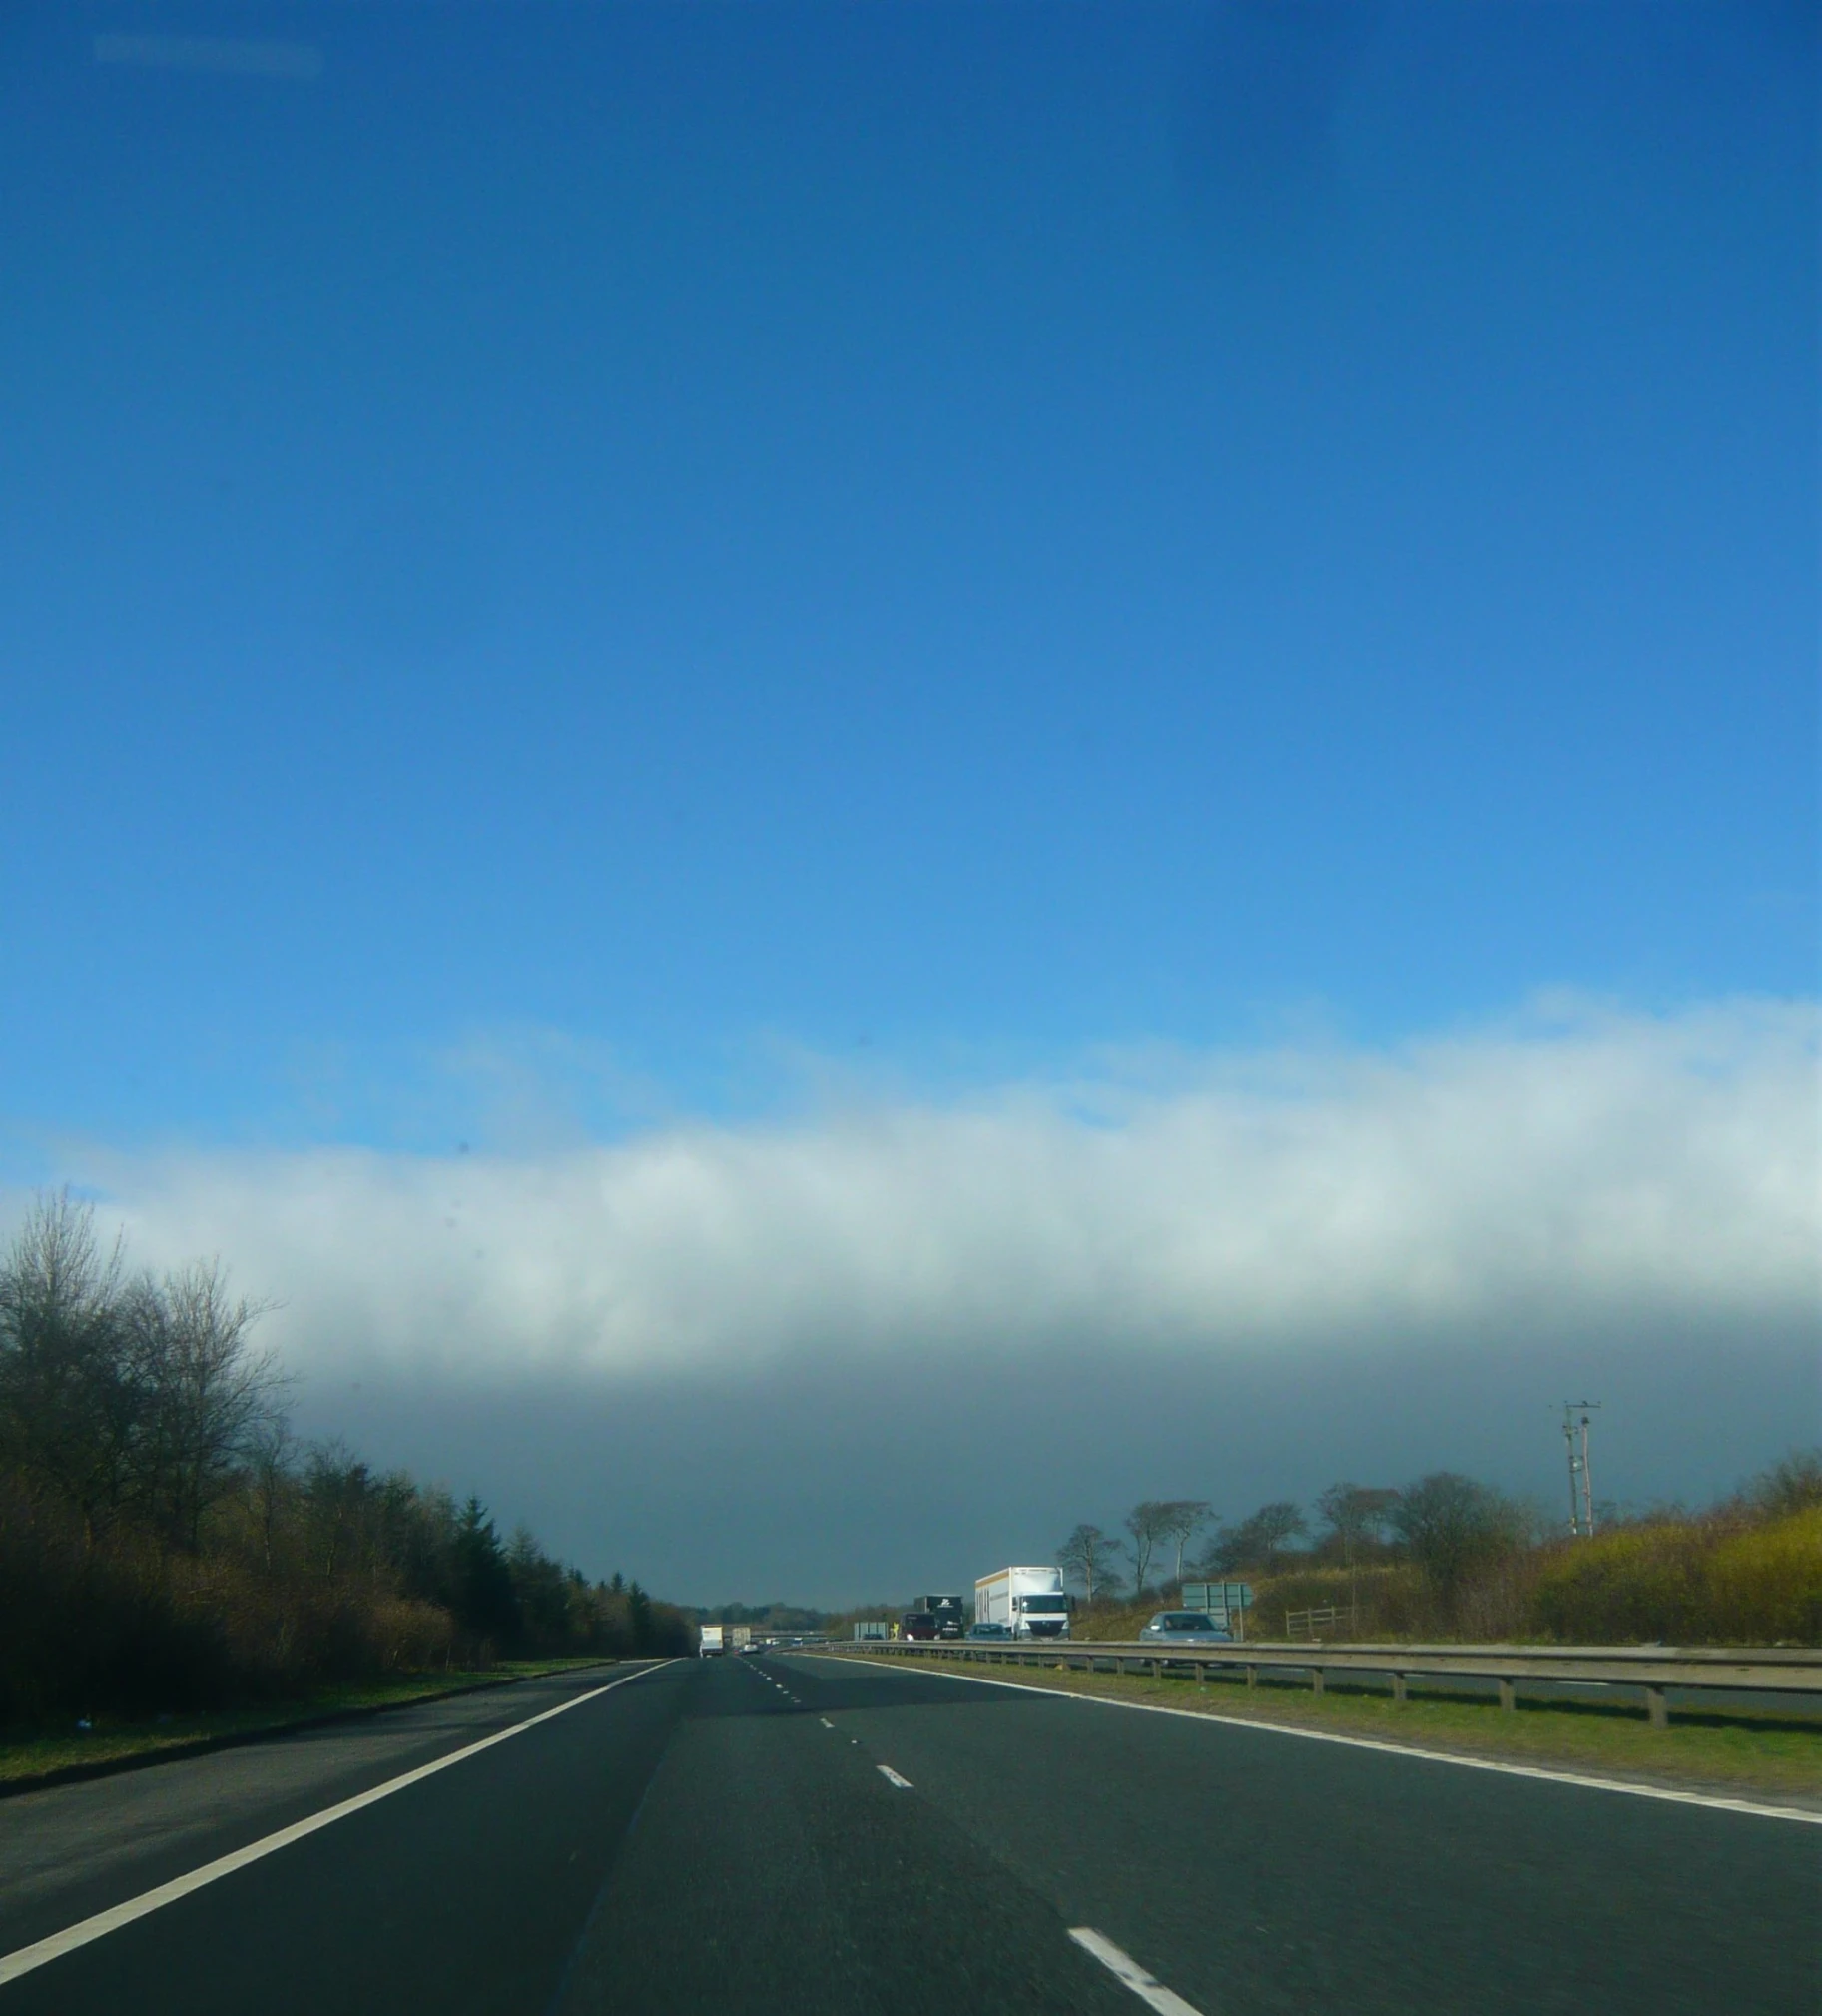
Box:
0 1659 623 1800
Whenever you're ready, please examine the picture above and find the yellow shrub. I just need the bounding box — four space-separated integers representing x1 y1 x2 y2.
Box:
1530 1526 1707 1643
1529 1510 1822 1646
1702 1509 1822 1644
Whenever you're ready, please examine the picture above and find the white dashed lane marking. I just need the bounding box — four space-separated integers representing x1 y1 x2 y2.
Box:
877 1764 913 1789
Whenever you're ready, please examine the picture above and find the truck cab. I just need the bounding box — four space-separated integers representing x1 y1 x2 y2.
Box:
1010 1591 1071 1638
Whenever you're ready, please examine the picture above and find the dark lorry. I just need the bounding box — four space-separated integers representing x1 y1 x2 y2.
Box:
918 1594 966 1639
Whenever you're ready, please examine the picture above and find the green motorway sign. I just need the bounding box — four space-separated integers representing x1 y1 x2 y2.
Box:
1181 1582 1253 1612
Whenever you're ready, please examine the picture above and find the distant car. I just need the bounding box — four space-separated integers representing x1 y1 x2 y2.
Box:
965 1622 1011 1639
740 1641 763 1655
1139 1612 1233 1645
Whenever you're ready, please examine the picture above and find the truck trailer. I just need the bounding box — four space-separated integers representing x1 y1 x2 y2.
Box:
974 1566 1071 1640
699 1624 727 1657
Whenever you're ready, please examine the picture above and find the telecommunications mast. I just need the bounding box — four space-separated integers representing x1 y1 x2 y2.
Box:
1561 1401 1601 1536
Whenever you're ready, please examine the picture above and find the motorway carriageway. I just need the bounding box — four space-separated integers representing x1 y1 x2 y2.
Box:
0 1652 1813 2015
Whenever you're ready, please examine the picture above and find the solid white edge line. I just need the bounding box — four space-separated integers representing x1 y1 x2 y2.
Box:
786 1654 1820 1825
0 1659 679 1987
1069 1927 1205 2016
877 1763 913 1788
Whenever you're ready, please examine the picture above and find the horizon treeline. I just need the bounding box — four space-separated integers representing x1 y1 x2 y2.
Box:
0 1192 692 1726
1055 1462 1822 1645
817 1459 1822 1643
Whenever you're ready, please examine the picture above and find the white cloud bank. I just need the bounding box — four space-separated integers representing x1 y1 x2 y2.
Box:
49 998 1821 1387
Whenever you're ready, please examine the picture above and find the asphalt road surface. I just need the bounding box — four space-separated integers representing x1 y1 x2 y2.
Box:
0 1652 1813 2015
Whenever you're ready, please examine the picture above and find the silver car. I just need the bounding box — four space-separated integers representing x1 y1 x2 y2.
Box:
1139 1611 1233 1645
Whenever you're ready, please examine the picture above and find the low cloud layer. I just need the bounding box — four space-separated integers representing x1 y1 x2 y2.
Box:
53 997 1817 1390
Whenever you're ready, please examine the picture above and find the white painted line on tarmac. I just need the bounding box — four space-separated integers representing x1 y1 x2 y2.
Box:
877 1763 913 1788
791 1655 1820 1825
820 1717 835 1728
1069 1928 1204 2016
0 1660 680 1988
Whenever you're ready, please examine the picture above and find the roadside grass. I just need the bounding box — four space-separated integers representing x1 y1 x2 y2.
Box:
0 1655 616 1793
823 1652 1822 1807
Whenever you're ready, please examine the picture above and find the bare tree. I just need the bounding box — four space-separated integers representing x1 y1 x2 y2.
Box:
1207 1500 1309 1574
134 1260 286 1550
1316 1482 1400 1566
1316 1481 1399 1627
304 1439 370 1580
1746 1449 1822 1518
1057 1523 1121 1605
1158 1500 1212 1588
0 1191 138 1537
1388 1473 1524 1616
1124 1501 1179 1598
246 1415 296 1573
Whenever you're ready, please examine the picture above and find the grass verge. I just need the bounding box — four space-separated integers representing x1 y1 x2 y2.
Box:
0 1656 616 1796
824 1652 1822 1809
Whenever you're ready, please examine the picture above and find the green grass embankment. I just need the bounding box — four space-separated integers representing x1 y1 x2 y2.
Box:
823 1651 1822 1808
0 1655 617 1795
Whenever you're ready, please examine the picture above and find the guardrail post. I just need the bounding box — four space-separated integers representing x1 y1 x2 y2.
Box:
1245 1664 1257 1690
1311 1667 1325 1697
1194 1662 1207 1687
1644 1684 1669 1730
1498 1678 1516 1713
1391 1673 1407 1704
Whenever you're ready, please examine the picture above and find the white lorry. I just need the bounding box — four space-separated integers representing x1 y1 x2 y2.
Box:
975 1565 1071 1640
699 1624 727 1657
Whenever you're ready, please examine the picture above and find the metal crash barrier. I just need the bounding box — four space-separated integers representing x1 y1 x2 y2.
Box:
817 1639 1822 1730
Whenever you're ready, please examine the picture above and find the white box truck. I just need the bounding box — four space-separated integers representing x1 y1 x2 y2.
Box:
699 1624 727 1657
975 1566 1071 1640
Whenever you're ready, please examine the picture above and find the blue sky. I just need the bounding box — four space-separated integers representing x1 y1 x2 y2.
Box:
0 6 1815 1595
3 2 1813 1153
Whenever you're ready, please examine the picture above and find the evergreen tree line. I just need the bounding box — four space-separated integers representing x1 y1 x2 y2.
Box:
0 1193 691 1725
693 1601 829 1632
